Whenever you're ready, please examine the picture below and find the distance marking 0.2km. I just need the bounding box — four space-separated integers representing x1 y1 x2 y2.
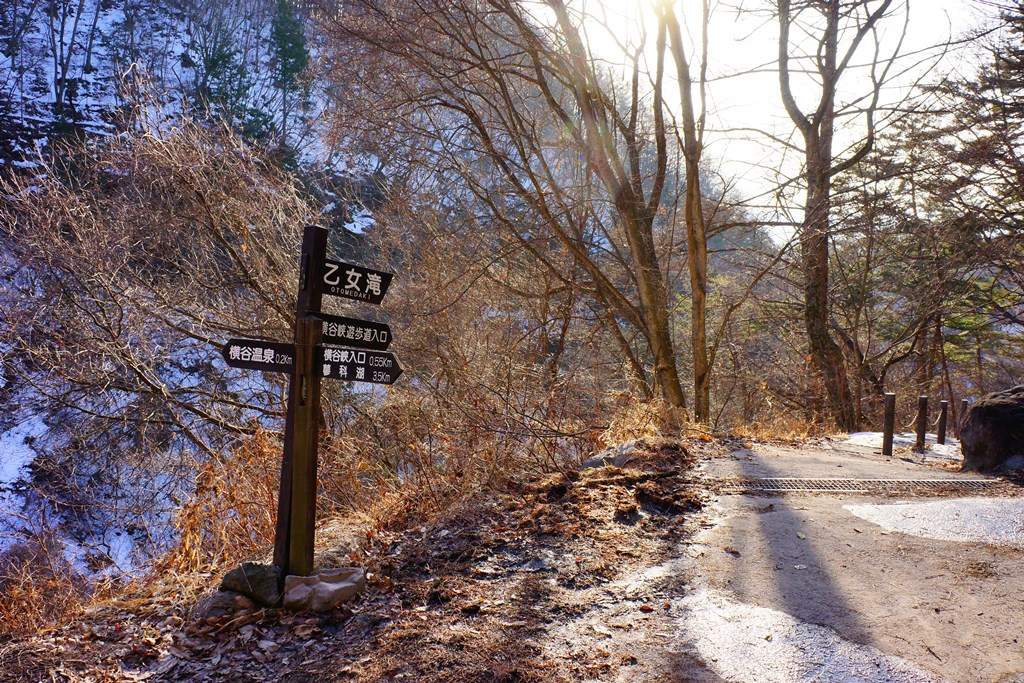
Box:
221 339 295 373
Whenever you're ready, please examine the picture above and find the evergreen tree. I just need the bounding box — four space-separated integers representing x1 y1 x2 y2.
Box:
923 4 1024 330
270 0 309 165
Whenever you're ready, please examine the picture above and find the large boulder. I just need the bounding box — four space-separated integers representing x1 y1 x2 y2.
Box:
960 386 1024 472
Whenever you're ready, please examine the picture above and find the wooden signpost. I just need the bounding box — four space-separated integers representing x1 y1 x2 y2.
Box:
221 225 400 580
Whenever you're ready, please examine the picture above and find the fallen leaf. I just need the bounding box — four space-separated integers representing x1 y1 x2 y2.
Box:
258 639 280 653
294 624 317 638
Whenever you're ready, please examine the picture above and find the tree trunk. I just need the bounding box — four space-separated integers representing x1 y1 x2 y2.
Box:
804 146 857 431
663 1 710 422
686 165 710 422
651 318 687 409
632 225 687 410
776 0 894 432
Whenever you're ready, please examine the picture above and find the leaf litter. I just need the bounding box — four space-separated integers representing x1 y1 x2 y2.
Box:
0 438 717 682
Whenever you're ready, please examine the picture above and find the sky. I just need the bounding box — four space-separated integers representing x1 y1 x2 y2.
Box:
575 0 1005 215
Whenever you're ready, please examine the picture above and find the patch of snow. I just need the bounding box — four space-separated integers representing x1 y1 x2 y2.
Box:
63 526 138 578
0 414 46 485
844 498 1024 545
675 587 938 683
844 432 962 461
344 208 377 234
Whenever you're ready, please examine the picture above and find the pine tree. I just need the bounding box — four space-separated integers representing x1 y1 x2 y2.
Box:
270 0 309 164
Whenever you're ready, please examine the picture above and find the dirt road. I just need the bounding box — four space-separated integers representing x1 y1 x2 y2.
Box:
673 440 1024 682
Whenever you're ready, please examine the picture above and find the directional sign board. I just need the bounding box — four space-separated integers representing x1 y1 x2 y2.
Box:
218 227 405 580
222 339 295 373
315 313 392 352
321 259 393 305
317 346 403 385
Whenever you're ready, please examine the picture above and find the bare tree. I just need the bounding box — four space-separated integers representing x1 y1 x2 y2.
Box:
324 0 704 409
775 0 907 429
661 0 712 422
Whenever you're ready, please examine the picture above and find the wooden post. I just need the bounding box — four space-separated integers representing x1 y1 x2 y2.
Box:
287 316 323 577
273 226 328 579
958 398 969 437
914 395 928 453
882 392 896 457
937 400 948 445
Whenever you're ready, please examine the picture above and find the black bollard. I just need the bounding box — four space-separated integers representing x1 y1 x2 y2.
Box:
937 400 948 445
882 392 896 457
914 396 928 453
959 398 969 438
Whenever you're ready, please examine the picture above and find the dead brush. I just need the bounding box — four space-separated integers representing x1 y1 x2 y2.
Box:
0 533 90 636
156 428 280 577
317 385 596 535
731 410 830 442
318 413 505 535
599 398 687 447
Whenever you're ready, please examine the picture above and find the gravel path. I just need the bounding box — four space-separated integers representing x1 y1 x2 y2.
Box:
680 440 1024 683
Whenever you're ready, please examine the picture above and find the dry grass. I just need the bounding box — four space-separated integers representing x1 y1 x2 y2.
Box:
729 410 833 442
0 429 281 638
0 532 127 637
599 398 687 446
0 557 86 637
156 429 281 577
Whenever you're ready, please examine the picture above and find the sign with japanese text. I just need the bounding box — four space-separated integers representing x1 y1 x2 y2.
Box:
321 259 393 305
217 226 403 580
315 313 392 352
221 339 295 373
317 347 403 385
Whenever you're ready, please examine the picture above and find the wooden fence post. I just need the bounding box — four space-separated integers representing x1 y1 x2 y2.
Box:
914 395 928 453
882 392 896 457
937 400 948 446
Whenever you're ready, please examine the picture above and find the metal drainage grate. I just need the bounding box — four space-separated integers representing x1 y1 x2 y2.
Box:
730 478 1000 493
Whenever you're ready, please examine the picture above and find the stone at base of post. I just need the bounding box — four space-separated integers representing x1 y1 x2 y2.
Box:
283 567 367 612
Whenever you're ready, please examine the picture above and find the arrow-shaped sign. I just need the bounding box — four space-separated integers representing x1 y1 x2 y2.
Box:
315 313 392 352
317 346 403 385
320 259 393 305
222 339 295 373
